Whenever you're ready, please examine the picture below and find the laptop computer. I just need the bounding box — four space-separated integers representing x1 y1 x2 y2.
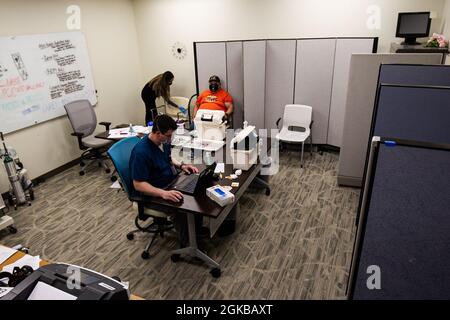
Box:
166 162 217 195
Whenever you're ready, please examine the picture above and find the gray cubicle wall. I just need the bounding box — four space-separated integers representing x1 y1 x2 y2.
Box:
372 85 450 144
379 63 450 85
327 39 376 147
348 140 450 299
295 39 336 144
243 41 266 130
195 42 227 92
195 37 377 142
264 40 296 129
227 42 244 128
337 54 442 187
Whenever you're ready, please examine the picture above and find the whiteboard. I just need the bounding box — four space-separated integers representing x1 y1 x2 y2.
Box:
0 31 97 134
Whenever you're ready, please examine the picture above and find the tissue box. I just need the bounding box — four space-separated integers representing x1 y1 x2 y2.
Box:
206 185 235 207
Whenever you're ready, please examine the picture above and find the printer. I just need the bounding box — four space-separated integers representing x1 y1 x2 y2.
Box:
2 263 129 300
230 123 260 171
194 109 227 141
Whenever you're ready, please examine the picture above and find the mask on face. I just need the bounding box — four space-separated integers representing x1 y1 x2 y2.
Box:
209 83 219 92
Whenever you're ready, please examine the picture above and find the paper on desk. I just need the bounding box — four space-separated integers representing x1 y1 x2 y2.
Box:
132 125 149 134
0 287 13 298
27 281 77 300
1 254 41 273
109 128 129 135
214 163 225 173
0 246 17 265
108 126 149 139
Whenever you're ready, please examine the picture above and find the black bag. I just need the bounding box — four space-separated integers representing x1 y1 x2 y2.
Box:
0 265 34 287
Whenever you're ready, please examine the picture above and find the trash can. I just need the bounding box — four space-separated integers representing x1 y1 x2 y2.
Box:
217 202 238 237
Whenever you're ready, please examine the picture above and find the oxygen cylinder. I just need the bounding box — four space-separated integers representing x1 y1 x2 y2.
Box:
3 152 26 205
0 132 26 205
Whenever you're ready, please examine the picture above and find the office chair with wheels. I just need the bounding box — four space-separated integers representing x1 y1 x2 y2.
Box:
107 137 174 260
275 104 313 168
64 100 113 176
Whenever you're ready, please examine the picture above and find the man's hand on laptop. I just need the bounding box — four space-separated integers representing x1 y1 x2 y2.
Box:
181 164 199 175
162 190 184 202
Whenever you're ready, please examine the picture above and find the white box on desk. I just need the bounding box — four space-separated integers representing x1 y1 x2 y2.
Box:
230 147 258 171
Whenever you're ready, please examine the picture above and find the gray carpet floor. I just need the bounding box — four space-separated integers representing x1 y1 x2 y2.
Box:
0 149 360 299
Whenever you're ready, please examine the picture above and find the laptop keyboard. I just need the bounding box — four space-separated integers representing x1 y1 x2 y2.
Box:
176 176 199 193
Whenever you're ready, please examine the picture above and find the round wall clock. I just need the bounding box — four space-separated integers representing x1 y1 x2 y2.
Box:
172 42 187 60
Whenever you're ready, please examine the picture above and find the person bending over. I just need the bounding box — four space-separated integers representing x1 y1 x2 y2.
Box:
141 71 179 125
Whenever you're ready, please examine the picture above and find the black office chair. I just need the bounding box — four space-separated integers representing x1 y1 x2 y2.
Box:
64 100 113 176
107 137 174 259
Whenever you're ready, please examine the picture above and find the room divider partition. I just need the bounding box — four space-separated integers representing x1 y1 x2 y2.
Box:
194 37 377 146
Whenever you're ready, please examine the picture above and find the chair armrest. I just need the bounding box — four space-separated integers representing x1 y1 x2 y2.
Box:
131 197 153 221
71 132 87 150
275 117 282 130
188 93 199 124
99 122 111 130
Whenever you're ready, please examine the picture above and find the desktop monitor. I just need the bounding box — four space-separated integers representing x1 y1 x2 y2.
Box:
396 12 431 45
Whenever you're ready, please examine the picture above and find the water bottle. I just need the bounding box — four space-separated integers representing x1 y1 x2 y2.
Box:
129 123 136 136
147 121 153 132
204 151 214 165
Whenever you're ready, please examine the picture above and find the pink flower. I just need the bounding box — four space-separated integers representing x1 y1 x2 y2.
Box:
426 33 448 48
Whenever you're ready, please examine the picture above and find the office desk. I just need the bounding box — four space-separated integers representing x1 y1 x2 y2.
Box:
143 137 272 276
0 245 143 300
96 127 273 275
141 162 264 275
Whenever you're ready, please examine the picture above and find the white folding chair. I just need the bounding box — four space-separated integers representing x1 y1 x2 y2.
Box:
275 104 313 168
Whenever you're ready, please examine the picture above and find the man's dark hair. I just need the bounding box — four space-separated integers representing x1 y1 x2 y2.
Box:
152 114 177 134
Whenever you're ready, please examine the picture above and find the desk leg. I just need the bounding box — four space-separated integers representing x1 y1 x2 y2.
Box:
171 212 220 269
254 176 271 195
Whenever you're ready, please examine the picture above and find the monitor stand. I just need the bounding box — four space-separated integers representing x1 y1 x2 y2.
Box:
401 37 421 46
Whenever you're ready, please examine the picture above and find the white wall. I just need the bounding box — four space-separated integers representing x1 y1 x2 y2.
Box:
444 0 450 34
443 0 450 64
133 0 445 97
0 0 143 193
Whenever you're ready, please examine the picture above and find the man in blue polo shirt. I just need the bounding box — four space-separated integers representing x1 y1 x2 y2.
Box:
129 114 201 247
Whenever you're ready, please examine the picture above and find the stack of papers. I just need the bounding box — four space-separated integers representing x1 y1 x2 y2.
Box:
108 126 150 139
171 135 191 147
0 246 17 265
184 139 225 151
1 254 41 273
214 163 225 173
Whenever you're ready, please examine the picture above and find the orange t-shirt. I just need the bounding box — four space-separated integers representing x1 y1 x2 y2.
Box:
196 89 233 112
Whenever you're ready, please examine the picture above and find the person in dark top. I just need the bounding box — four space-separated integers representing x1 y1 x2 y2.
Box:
141 71 179 125
129 114 202 247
